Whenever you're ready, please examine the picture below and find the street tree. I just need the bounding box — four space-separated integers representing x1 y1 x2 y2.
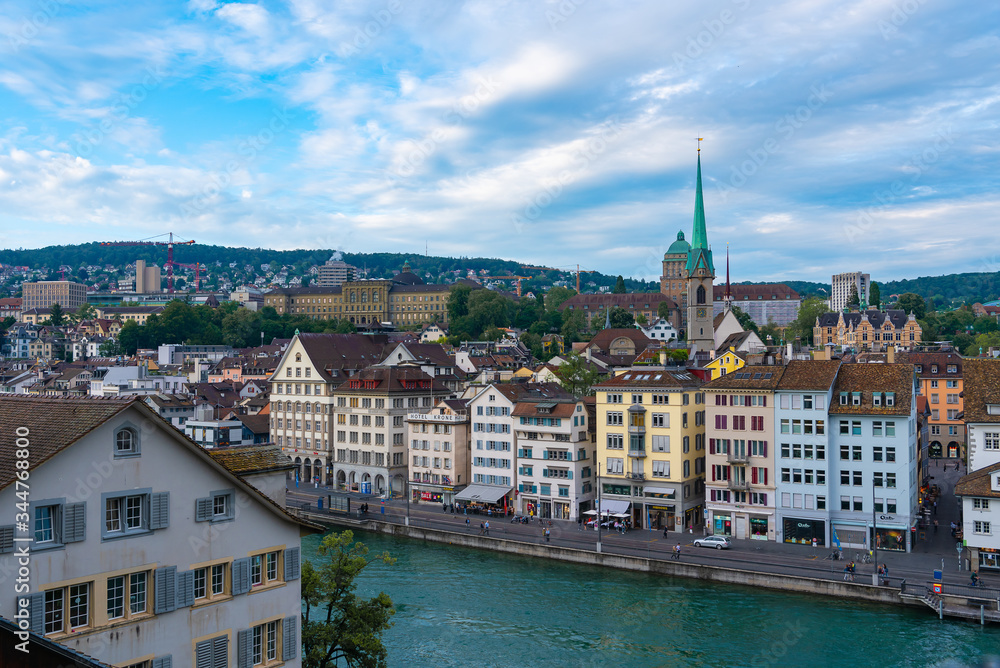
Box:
302 531 396 668
48 302 64 326
846 284 860 308
613 276 626 294
553 352 603 398
869 282 881 309
896 293 927 319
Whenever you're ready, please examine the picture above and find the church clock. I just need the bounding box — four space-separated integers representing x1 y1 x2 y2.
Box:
697 308 707 318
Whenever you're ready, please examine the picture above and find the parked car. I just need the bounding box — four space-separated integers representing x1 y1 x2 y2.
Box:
693 535 732 550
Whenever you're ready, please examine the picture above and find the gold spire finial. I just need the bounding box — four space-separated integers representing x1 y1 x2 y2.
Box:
696 137 703 152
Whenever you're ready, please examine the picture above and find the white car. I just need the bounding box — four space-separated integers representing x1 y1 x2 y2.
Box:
693 535 732 550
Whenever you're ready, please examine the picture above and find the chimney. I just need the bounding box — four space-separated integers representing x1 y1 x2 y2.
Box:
585 347 592 363
659 348 667 366
887 346 895 364
786 342 793 359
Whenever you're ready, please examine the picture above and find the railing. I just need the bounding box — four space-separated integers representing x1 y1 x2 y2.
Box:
627 449 647 458
727 452 749 464
727 479 750 491
627 472 646 481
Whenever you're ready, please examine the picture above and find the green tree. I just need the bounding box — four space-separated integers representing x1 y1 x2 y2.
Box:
635 313 647 326
0 316 14 331
759 320 782 345
48 302 64 326
302 530 396 668
846 284 860 308
467 290 513 336
447 284 473 321
99 339 122 357
896 293 926 319
553 352 603 398
560 309 587 344
789 297 827 345
869 282 881 309
118 320 142 355
543 286 576 311
607 306 635 329
656 301 672 321
613 276 626 294
729 305 759 334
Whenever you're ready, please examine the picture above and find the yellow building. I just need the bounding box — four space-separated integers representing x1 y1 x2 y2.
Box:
593 368 706 531
704 346 746 381
814 309 922 351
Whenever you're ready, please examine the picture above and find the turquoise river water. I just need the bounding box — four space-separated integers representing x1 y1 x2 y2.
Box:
302 531 1000 668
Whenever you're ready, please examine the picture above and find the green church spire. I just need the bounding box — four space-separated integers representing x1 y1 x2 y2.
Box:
691 152 708 249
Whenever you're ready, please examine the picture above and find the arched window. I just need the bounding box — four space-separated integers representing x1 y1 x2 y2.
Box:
115 427 138 456
361 291 368 303
295 353 301 362
295 402 301 413
305 403 312 413
350 292 357 303
696 285 706 304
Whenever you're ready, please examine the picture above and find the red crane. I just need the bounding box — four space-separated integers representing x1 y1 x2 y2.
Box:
100 233 196 293
173 262 204 292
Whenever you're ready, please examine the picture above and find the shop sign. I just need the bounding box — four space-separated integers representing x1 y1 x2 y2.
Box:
878 514 895 521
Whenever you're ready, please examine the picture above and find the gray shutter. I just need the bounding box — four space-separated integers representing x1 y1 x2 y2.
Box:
150 492 170 530
0 525 13 553
283 547 300 581
176 570 195 608
27 592 44 634
63 503 86 543
195 497 212 522
152 656 173 668
282 615 298 660
195 639 213 668
237 628 252 668
212 634 229 668
154 566 177 613
231 558 250 596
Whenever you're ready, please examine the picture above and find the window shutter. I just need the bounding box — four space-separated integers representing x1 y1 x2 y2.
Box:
195 497 212 522
762 396 767 407
27 592 44 633
232 557 250 595
709 438 715 455
176 570 195 608
152 656 173 668
761 493 767 505
711 466 716 482
710 489 716 502
212 635 229 668
60 503 85 543
150 492 169 530
237 628 252 668
154 566 177 613
543 451 549 460
0 525 14 553
568 471 573 479
763 469 768 486
195 640 213 668
283 615 298 660
284 547 300 581
752 467 758 485
762 441 768 457
745 396 751 407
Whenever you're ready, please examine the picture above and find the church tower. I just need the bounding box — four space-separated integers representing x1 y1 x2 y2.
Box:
685 149 716 355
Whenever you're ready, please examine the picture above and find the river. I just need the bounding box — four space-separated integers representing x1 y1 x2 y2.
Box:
302 531 1000 667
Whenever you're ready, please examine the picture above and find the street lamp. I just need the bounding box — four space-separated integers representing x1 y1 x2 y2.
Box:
597 462 602 553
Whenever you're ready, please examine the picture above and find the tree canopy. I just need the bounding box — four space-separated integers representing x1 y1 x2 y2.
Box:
553 352 604 398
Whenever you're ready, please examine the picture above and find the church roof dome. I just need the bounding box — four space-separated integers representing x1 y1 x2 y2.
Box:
666 231 691 255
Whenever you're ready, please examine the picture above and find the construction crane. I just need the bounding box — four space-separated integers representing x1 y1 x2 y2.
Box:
174 262 204 292
482 276 530 297
100 233 196 293
522 264 597 293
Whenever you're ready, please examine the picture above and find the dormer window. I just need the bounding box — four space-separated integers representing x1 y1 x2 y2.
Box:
931 365 938 373
852 392 861 406
839 392 848 405
115 426 139 457
886 392 895 407
873 394 882 407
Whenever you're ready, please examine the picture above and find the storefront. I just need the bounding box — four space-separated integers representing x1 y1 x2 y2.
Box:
749 516 769 541
832 522 868 549
553 501 570 520
410 485 457 505
874 527 907 552
978 548 1000 571
783 518 826 546
646 505 676 531
714 513 732 536
416 489 443 503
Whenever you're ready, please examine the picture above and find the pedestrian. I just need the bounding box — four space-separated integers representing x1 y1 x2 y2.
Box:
479 522 484 535
443 503 447 513
578 516 583 531
466 517 471 531
933 500 937 516
956 460 960 471
950 521 957 537
544 528 550 542
673 543 681 561
663 525 669 538
933 519 939 533
484 520 490 536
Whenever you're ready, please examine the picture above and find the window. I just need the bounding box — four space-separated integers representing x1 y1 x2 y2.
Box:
872 421 882 437
852 446 862 461
839 445 849 461
886 447 895 462
974 498 991 510
34 505 56 544
839 421 848 435
840 496 850 511
107 571 148 620
852 421 861 436
252 619 280 665
652 461 670 478
44 583 90 634
974 521 992 535
886 498 897 513
816 496 826 510
211 563 226 596
104 492 150 538
196 490 235 523
115 426 139 456
607 434 623 450
853 497 863 512
986 433 1000 451
607 412 623 426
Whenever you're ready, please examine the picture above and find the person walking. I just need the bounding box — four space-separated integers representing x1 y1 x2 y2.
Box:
466 517 471 531
663 525 669 538
933 519 939 533
479 521 485 535
933 500 937 516
484 520 490 536
544 527 551 542
673 543 681 561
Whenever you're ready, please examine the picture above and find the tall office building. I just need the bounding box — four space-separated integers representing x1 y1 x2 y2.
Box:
22 281 87 311
135 259 162 293
831 272 870 312
316 255 356 287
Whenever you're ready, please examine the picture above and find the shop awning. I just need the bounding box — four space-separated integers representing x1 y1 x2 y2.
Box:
600 499 631 514
454 484 512 504
642 486 676 497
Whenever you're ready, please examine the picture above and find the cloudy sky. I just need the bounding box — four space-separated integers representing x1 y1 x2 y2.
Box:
0 0 997 284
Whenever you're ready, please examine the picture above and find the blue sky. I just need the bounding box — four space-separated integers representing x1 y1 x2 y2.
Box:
0 0 998 284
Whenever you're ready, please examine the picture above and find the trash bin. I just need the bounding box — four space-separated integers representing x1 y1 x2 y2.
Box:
318 498 323 510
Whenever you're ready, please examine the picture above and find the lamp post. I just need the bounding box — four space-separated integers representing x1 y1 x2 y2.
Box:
597 462 602 553
872 479 879 585
405 476 410 526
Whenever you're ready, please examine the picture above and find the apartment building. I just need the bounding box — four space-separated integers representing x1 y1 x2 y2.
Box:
831 272 870 312
961 359 1000 473
901 351 965 459
594 368 706 531
0 395 312 668
956 462 1000 572
513 396 595 521
828 363 918 552
704 367 784 541
773 360 842 547
21 280 87 311
406 399 471 505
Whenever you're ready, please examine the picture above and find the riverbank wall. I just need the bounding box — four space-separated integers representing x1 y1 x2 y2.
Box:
296 511 925 610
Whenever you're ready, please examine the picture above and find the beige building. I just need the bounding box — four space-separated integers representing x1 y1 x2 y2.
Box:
22 280 87 310
594 368 706 531
704 366 785 541
407 399 471 505
316 257 356 286
135 259 162 293
814 309 922 351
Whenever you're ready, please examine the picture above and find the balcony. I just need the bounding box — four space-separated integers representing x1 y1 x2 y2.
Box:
627 472 646 481
727 452 749 464
628 448 647 459
727 479 750 491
